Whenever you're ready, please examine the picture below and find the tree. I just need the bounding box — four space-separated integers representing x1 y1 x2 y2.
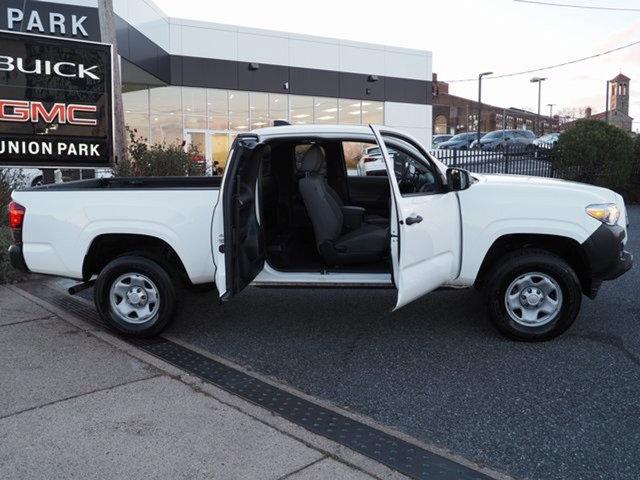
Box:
553 119 633 188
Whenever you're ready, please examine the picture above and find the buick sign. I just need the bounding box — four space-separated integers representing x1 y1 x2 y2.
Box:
0 31 113 168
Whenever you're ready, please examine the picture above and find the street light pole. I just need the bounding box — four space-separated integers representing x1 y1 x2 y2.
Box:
530 77 547 134
477 71 493 145
547 103 556 118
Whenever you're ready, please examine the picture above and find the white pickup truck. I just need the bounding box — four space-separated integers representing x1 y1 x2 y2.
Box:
8 125 633 341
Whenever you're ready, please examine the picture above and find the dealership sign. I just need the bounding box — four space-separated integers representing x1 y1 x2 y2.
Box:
0 31 112 167
1 0 100 41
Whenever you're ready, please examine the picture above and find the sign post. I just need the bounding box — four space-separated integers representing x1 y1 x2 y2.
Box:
0 31 113 169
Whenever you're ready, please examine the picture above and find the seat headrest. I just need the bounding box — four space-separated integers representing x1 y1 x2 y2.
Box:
300 145 325 173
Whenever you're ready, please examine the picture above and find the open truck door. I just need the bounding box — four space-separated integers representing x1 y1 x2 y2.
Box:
213 135 269 299
370 125 461 310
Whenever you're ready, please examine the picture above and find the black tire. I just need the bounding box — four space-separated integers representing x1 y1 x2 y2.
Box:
484 249 582 342
94 255 177 337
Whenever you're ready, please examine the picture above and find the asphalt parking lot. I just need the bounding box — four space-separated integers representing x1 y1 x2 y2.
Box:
77 206 638 480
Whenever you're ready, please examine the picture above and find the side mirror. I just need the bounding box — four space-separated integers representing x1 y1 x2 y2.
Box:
447 168 472 191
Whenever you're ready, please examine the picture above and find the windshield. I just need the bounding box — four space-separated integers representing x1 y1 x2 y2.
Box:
483 131 502 140
450 133 471 141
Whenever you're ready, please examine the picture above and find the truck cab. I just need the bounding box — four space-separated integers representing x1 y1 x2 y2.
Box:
214 124 463 311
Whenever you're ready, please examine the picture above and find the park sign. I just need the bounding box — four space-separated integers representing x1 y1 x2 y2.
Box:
0 31 113 168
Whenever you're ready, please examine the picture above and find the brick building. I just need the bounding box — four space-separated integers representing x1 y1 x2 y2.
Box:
432 74 559 135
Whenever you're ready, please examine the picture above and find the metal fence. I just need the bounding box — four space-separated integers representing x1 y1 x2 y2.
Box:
430 143 556 178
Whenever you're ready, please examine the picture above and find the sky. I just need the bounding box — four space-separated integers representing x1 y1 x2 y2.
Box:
153 0 640 130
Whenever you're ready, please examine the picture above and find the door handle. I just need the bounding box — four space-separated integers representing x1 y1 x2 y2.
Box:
405 215 423 225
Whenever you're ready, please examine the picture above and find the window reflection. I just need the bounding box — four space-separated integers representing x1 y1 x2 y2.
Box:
250 93 269 129
207 89 228 130
229 91 249 131
339 99 361 125
290 96 313 124
269 93 288 125
314 97 338 124
362 101 384 125
151 115 182 145
122 86 149 114
150 86 182 115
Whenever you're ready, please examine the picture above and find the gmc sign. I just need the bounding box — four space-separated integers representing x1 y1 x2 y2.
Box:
0 31 112 168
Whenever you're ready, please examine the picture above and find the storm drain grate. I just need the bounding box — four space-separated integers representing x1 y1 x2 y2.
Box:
18 282 492 480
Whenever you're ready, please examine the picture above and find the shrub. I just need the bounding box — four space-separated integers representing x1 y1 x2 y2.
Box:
114 128 205 177
0 169 21 209
553 119 634 188
0 170 28 284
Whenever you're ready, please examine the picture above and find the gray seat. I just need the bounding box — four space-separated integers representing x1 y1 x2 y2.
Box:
298 145 389 265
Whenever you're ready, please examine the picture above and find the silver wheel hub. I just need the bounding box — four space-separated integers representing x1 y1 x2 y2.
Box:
505 272 563 327
109 273 159 325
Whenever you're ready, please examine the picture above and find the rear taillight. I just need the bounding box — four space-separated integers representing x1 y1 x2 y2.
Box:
363 156 377 163
8 201 25 244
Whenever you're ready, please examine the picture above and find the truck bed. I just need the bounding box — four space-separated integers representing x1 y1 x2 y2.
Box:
23 176 222 191
13 176 221 284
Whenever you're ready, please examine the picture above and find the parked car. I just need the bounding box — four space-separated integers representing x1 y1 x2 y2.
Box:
9 124 632 342
2 168 46 188
470 129 536 151
356 146 386 176
533 132 560 148
431 134 453 148
532 132 560 159
437 132 486 150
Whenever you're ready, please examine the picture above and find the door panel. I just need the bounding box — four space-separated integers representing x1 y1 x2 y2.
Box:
370 125 461 310
347 176 390 216
215 136 267 299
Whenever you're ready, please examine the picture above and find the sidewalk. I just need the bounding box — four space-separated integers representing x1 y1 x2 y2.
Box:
0 285 400 480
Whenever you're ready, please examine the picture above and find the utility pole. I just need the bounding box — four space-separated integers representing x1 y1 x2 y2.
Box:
605 80 611 124
98 0 126 169
477 71 493 145
530 77 547 134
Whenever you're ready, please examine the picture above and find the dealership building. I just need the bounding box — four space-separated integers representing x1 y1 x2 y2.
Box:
1 0 432 173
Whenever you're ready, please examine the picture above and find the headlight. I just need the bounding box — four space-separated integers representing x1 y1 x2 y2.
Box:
586 203 620 226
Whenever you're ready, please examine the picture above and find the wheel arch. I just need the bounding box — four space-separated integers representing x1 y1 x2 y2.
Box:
82 233 191 286
474 233 593 297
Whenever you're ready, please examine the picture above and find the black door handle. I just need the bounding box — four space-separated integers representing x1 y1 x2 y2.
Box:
405 215 423 225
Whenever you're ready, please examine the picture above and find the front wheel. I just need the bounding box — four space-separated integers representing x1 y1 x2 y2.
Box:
94 255 177 337
484 249 582 341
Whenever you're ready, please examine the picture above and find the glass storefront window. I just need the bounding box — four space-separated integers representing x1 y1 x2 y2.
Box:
183 115 207 129
290 96 313 124
123 81 387 175
182 87 206 116
122 87 149 114
150 86 182 115
229 91 249 131
269 94 288 124
362 101 383 125
339 99 361 125
151 115 182 145
314 97 338 124
250 92 269 129
207 89 228 130
124 113 150 142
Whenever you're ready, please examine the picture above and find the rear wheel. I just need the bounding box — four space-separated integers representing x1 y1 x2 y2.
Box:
94 255 177 337
484 249 582 341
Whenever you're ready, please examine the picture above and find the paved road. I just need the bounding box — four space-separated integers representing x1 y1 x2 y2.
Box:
93 206 640 479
